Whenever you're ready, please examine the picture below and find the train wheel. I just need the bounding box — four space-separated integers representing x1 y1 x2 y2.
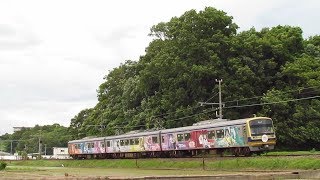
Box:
243 147 252 156
232 147 241 156
217 149 225 157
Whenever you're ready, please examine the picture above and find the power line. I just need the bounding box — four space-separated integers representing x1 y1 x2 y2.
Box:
83 95 320 136
204 92 219 103
165 108 219 123
224 95 320 109
224 85 320 104
150 104 202 119
84 86 320 136
147 89 220 119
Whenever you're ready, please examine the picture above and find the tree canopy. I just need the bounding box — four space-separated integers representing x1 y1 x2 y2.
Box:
0 124 70 155
68 7 320 150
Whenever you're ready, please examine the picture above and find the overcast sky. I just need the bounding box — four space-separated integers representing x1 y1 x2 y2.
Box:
0 0 319 135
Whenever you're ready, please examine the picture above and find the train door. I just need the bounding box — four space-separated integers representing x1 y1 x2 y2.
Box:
113 139 121 152
105 140 112 153
190 130 205 148
243 125 248 145
200 130 209 148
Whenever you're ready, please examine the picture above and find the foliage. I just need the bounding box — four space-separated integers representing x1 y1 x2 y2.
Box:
0 161 7 170
0 124 71 155
67 7 320 150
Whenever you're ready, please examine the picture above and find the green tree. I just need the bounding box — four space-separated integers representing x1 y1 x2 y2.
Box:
68 7 320 151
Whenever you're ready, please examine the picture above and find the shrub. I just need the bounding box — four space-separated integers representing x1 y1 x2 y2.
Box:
0 161 7 170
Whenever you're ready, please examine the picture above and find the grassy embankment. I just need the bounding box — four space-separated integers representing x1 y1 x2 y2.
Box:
5 156 320 171
266 150 320 156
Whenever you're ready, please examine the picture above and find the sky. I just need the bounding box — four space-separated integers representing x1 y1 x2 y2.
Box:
0 0 319 135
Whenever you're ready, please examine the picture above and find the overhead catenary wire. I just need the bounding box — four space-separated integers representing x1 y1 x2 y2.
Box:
224 95 320 109
96 95 320 132
149 104 202 119
204 92 219 103
87 85 320 134
223 85 320 104
149 91 221 119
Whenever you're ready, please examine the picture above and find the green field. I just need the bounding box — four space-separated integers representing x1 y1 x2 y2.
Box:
265 150 320 156
4 156 320 170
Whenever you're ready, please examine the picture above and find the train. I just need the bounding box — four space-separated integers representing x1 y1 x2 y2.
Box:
68 116 276 159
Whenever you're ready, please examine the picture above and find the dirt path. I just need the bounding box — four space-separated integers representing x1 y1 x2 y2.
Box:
1 166 314 180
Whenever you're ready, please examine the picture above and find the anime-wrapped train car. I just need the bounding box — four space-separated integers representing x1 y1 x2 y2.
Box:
68 117 276 159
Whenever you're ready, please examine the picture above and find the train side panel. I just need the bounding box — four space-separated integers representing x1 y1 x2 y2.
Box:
214 125 246 148
161 124 246 151
111 135 161 153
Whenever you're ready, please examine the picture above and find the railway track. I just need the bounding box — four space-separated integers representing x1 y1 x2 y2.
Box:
5 153 320 162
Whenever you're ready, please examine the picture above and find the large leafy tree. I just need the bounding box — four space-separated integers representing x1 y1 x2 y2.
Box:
68 7 320 150
260 35 320 149
138 7 238 127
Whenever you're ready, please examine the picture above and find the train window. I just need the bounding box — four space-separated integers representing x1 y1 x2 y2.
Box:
86 143 94 148
135 138 139 145
106 141 111 147
75 144 80 149
216 129 224 138
162 136 165 143
208 131 215 139
125 139 129 146
177 134 184 141
120 140 124 146
100 142 105 148
184 133 190 141
130 139 135 145
152 136 158 143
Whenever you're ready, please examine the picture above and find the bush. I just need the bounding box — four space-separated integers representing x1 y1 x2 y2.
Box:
0 161 7 170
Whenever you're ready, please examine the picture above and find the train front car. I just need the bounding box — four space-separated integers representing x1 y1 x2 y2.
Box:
247 117 276 153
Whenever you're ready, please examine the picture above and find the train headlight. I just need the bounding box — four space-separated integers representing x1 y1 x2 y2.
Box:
261 134 268 142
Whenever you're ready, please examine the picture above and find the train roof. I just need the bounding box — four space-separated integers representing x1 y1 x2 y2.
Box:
161 118 247 134
69 136 105 143
68 117 271 143
69 130 161 143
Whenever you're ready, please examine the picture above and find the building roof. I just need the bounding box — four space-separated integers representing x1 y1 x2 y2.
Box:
0 151 10 156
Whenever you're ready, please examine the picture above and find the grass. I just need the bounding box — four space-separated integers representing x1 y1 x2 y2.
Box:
265 150 320 156
5 156 320 171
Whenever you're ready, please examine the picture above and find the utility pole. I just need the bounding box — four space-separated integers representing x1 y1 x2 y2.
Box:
32 130 42 159
11 141 13 155
216 79 223 119
0 139 24 155
38 136 41 159
198 79 224 119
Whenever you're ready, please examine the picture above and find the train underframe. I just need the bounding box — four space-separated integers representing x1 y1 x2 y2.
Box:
70 146 261 159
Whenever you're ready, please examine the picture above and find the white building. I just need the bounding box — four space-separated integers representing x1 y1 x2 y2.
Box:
0 152 22 160
52 147 70 159
0 151 10 156
13 127 31 132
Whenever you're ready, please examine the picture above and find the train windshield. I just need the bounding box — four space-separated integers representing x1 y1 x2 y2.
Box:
250 119 274 136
